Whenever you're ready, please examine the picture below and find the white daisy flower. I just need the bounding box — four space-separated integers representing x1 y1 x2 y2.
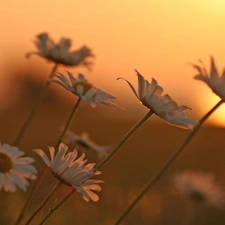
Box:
34 143 104 202
0 143 37 192
192 56 225 101
63 130 111 159
173 170 225 208
118 70 198 129
26 33 94 68
49 71 117 108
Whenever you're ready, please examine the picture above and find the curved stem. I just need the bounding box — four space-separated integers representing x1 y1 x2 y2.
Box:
14 98 81 225
38 110 154 224
13 63 58 146
24 182 62 225
114 100 223 225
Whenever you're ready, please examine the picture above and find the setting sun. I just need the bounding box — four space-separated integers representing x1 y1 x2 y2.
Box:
1 2 225 225
1 0 225 126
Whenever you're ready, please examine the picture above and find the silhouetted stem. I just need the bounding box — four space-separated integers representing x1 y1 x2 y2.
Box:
14 98 81 225
39 189 75 225
24 182 62 225
39 110 154 224
97 110 154 169
13 63 58 146
114 100 223 225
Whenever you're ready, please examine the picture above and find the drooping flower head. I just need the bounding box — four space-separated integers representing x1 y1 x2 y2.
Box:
63 130 111 159
118 70 198 129
26 33 94 68
0 143 37 192
34 143 103 202
192 56 225 101
49 71 117 108
173 170 225 208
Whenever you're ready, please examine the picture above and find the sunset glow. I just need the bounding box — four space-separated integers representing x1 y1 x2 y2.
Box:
1 2 225 225
1 0 225 126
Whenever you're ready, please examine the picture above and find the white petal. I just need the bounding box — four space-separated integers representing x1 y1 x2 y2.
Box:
3 174 17 192
33 149 51 167
135 69 145 100
49 146 55 163
9 172 28 191
117 77 139 99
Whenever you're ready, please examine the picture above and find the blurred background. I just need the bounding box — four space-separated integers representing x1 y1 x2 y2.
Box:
1 0 225 224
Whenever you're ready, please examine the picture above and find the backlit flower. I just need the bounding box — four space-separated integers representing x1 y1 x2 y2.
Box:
192 56 225 101
63 130 111 159
26 33 94 68
0 143 37 192
49 71 117 107
118 70 198 129
173 170 225 208
34 143 103 202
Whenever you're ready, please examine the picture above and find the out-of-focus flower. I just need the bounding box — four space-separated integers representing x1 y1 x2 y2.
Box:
63 130 111 159
118 70 198 129
34 143 103 202
49 71 117 108
0 143 37 192
26 33 94 68
173 170 225 208
192 56 225 101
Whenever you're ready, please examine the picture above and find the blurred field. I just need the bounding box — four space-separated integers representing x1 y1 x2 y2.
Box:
0 67 225 225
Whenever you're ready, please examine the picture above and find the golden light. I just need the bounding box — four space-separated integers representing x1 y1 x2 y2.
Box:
1 0 225 126
212 104 225 127
198 87 225 127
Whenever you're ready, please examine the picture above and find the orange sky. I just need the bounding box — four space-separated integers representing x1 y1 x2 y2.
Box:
1 0 225 126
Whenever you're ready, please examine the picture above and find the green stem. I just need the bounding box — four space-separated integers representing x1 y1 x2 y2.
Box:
13 63 58 146
38 110 154 224
114 100 223 225
14 98 81 225
24 182 62 225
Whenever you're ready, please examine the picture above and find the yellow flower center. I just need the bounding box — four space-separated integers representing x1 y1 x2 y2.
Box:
0 152 13 173
73 82 93 95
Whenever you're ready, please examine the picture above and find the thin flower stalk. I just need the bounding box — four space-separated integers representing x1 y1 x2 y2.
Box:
39 189 75 225
55 97 82 147
21 71 117 223
36 70 198 223
14 98 81 225
38 110 154 224
97 110 154 169
114 99 223 225
13 63 58 146
24 181 63 225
